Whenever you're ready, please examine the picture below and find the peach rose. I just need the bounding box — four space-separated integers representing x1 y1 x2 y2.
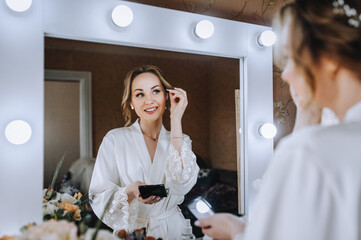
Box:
60 202 78 212
73 208 82 221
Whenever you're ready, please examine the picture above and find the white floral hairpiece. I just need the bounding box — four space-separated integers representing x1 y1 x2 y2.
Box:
332 0 361 28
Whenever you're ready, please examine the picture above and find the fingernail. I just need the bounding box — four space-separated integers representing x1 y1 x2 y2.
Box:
166 89 171 91
152 196 156 200
137 193 140 197
156 197 160 201
194 220 200 226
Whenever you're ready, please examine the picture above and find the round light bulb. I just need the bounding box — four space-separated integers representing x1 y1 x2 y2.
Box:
258 30 276 47
5 0 32 12
5 120 32 144
258 123 277 139
111 5 134 28
195 20 214 39
196 200 210 214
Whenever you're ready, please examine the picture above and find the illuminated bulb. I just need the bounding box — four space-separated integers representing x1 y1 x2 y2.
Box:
258 123 277 139
196 200 210 213
5 120 32 144
195 20 214 39
257 30 276 47
5 0 32 12
111 5 134 27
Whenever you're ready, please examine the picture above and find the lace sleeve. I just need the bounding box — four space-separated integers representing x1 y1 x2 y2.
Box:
89 187 138 232
165 135 199 185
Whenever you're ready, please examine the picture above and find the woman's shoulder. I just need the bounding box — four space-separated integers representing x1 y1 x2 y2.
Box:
278 122 360 150
103 125 138 140
277 125 322 149
275 122 361 170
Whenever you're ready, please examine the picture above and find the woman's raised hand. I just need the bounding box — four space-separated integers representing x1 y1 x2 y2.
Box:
125 181 162 204
168 87 188 121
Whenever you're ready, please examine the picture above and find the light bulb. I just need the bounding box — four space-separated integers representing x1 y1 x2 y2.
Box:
5 120 32 145
257 30 276 47
111 5 134 28
195 20 214 39
196 200 211 213
5 0 32 12
258 123 277 139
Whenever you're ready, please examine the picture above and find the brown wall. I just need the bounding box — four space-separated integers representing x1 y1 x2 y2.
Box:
208 58 239 169
44 81 80 187
45 37 239 170
130 0 287 26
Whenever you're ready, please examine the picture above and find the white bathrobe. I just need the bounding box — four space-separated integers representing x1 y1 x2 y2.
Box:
238 101 361 240
89 120 199 239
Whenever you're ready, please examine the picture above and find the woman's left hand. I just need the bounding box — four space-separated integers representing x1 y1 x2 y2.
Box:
168 87 188 121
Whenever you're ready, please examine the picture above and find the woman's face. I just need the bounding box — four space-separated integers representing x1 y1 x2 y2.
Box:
130 72 168 122
281 54 313 109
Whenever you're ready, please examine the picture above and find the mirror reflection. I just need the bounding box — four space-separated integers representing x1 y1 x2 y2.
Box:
44 80 81 189
44 37 241 238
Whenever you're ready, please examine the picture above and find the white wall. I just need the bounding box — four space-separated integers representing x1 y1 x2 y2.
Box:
0 0 43 235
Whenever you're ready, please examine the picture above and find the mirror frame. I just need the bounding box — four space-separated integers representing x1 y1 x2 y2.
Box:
0 0 273 234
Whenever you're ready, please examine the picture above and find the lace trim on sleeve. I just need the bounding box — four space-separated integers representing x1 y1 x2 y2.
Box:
101 187 138 231
166 135 198 185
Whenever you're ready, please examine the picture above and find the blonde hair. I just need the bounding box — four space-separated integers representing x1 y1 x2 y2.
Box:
121 65 173 126
273 0 361 93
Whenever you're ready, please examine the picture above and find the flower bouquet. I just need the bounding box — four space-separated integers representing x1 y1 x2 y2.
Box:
43 189 88 222
42 154 89 227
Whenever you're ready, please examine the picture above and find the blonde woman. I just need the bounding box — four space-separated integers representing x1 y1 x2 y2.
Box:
197 0 361 239
89 65 199 239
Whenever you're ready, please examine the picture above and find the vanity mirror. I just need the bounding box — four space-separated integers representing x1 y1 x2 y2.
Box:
0 0 273 234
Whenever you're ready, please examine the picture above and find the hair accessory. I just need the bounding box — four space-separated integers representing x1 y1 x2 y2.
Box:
131 104 134 110
332 0 361 28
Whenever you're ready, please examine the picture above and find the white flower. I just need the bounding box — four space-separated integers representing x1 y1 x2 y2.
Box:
19 220 78 240
59 192 78 204
42 202 60 215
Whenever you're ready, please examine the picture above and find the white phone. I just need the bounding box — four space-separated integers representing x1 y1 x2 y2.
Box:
186 196 214 219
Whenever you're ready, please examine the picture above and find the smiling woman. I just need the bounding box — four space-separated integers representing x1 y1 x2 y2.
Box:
89 65 200 239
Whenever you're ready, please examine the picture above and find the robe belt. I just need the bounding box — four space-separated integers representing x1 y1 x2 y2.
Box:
137 207 181 230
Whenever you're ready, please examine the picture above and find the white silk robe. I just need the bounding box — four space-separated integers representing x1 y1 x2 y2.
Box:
236 101 361 240
89 120 199 239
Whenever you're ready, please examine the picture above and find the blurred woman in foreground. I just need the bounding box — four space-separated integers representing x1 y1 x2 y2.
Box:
197 0 361 239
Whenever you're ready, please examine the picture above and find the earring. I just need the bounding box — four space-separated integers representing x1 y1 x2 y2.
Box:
131 105 134 110
165 106 167 110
